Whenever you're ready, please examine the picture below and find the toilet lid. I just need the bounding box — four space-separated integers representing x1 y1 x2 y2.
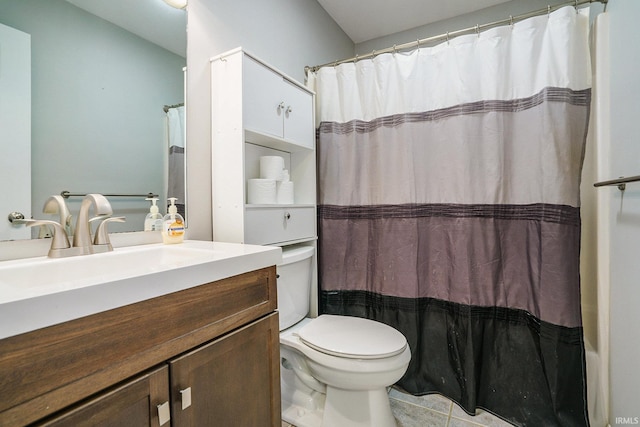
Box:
297 315 407 359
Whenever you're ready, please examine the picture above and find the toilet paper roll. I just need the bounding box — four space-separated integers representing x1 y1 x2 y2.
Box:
247 179 277 204
260 156 285 180
276 181 294 204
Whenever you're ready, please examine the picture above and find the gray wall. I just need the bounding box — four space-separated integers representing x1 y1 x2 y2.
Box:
608 0 640 423
356 0 575 55
186 0 354 240
0 0 185 232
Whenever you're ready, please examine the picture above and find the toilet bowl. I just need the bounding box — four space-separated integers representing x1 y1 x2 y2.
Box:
277 246 411 427
280 315 411 427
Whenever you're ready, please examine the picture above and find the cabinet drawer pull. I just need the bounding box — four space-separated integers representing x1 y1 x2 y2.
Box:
180 387 192 410
284 212 291 220
157 401 171 426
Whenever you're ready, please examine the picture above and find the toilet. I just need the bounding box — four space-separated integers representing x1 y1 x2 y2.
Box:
277 245 411 427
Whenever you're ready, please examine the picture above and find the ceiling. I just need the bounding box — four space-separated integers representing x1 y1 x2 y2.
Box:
316 0 512 43
63 0 513 56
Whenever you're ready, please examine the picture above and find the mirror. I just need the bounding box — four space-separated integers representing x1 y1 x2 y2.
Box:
0 0 186 240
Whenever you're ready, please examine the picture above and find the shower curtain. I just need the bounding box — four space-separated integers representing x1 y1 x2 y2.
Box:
309 6 592 426
166 105 186 217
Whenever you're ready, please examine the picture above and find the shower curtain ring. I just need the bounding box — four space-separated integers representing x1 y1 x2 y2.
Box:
475 24 480 37
509 15 514 27
548 5 551 16
446 31 450 44
393 44 397 54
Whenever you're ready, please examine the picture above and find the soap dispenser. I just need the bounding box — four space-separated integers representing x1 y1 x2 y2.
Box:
162 197 185 244
144 197 163 231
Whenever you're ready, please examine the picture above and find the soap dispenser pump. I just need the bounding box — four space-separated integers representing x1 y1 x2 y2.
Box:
144 197 163 231
162 197 185 244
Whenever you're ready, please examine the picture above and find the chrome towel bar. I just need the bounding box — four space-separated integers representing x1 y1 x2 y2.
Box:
61 191 158 199
593 175 640 191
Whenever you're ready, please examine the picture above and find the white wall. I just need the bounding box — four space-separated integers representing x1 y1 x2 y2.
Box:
185 0 353 240
607 0 640 423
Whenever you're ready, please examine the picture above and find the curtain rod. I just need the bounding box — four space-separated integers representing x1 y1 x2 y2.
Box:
305 0 608 74
163 103 184 113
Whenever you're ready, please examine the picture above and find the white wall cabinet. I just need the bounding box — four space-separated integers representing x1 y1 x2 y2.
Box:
211 48 317 247
243 55 314 149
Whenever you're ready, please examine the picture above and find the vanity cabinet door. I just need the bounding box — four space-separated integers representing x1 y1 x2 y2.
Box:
169 313 281 427
36 366 170 427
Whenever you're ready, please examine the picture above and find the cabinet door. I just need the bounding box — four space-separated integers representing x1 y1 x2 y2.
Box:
243 55 284 139
36 366 170 427
282 79 314 149
169 313 281 427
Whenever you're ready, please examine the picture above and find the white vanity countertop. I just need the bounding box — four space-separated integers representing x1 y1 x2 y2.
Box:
0 240 282 340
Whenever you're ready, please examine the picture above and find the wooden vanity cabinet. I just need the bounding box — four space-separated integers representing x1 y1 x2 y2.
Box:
0 267 280 427
170 313 280 426
36 365 170 427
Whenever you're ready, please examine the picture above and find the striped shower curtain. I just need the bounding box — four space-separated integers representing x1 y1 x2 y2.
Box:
309 6 592 426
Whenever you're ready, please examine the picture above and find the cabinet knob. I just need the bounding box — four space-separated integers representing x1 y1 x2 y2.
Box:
278 101 285 111
157 401 171 426
286 106 293 114
284 212 291 220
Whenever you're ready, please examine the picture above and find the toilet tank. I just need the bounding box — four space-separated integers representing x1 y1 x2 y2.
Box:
277 245 314 331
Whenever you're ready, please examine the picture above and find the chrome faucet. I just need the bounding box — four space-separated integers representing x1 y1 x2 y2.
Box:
8 193 125 258
43 195 74 237
73 194 113 254
8 198 73 257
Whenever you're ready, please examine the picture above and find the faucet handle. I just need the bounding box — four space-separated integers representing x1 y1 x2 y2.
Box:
17 219 72 257
93 216 126 249
89 214 112 224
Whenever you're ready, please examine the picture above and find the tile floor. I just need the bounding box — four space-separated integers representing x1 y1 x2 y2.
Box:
281 387 515 427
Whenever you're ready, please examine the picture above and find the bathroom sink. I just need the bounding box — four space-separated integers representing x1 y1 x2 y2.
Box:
0 240 282 339
0 243 215 303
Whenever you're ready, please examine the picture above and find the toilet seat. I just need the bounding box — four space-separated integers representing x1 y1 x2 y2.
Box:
297 315 407 359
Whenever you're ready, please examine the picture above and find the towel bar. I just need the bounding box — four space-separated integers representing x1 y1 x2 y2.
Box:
61 191 158 199
593 175 640 191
